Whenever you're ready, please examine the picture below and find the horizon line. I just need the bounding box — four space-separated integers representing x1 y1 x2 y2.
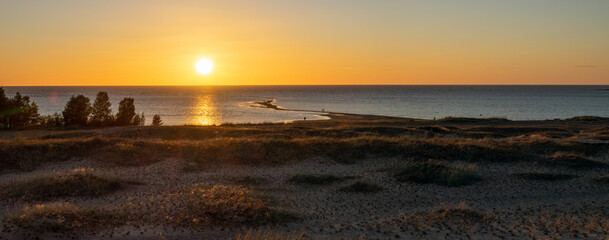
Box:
2 84 609 87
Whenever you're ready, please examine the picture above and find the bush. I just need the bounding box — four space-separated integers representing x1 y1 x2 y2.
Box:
62 95 92 127
395 160 481 186
38 113 64 128
90 91 114 127
115 98 135 126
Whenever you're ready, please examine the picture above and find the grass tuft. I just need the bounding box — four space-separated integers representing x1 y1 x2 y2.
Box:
8 202 127 233
177 185 296 227
549 152 607 169
514 172 576 181
394 160 481 186
232 229 306 240
339 181 383 193
232 176 267 186
289 174 344 185
1 168 122 201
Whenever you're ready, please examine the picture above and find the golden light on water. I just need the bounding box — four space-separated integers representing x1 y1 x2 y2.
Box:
189 95 219 125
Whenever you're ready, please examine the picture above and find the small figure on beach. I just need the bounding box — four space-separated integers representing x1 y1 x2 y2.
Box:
304 117 306 120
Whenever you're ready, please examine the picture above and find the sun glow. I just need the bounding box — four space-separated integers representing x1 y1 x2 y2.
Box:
195 58 214 75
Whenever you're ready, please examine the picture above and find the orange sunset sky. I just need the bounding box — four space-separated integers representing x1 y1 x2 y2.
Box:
1 0 608 86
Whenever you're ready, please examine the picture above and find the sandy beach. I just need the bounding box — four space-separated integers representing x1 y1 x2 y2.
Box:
1 115 609 239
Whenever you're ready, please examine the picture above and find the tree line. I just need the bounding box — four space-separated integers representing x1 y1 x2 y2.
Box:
0 87 163 129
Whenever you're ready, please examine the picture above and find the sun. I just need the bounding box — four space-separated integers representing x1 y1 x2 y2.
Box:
195 58 214 75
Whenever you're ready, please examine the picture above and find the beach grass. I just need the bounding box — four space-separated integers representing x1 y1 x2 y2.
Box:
175 185 296 227
394 160 481 186
1 169 122 201
232 229 306 240
7 202 128 233
289 174 344 185
514 172 576 181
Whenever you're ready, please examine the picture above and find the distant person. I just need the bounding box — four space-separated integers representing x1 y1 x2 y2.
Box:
304 117 306 120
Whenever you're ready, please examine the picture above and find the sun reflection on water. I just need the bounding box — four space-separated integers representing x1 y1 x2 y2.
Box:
189 94 219 125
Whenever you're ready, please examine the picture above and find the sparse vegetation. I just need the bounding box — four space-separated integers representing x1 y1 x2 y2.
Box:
7 202 128 233
175 185 296 227
0 169 122 201
289 174 344 185
233 176 267 186
233 229 306 240
593 175 609 183
374 202 492 232
514 172 576 181
395 160 481 186
340 181 383 193
549 151 607 169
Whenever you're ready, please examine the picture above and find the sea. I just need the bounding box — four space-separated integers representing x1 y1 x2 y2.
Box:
3 86 609 125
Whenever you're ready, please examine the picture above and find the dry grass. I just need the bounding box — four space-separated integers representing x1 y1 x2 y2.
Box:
374 202 492 232
512 213 609 238
170 185 296 227
394 160 481 186
232 176 268 186
7 202 128 233
549 151 607 169
514 172 576 181
289 174 344 185
0 168 122 201
2 120 608 172
232 229 307 240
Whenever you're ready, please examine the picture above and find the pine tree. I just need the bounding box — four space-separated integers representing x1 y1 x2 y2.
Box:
115 97 135 126
90 91 113 126
152 114 163 126
62 95 92 127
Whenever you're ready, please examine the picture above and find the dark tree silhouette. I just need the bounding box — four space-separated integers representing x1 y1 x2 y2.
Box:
90 91 113 127
152 114 163 126
0 88 39 128
132 112 145 126
115 97 136 126
62 95 92 127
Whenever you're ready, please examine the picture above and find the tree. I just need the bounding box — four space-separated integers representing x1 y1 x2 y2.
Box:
90 91 113 127
115 97 135 126
1 91 39 128
0 87 8 128
132 112 145 126
152 114 163 126
62 95 92 127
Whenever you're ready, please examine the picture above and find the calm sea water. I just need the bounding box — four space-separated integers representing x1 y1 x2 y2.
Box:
3 86 609 125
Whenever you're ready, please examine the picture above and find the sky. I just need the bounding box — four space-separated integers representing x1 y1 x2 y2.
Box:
1 0 608 86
